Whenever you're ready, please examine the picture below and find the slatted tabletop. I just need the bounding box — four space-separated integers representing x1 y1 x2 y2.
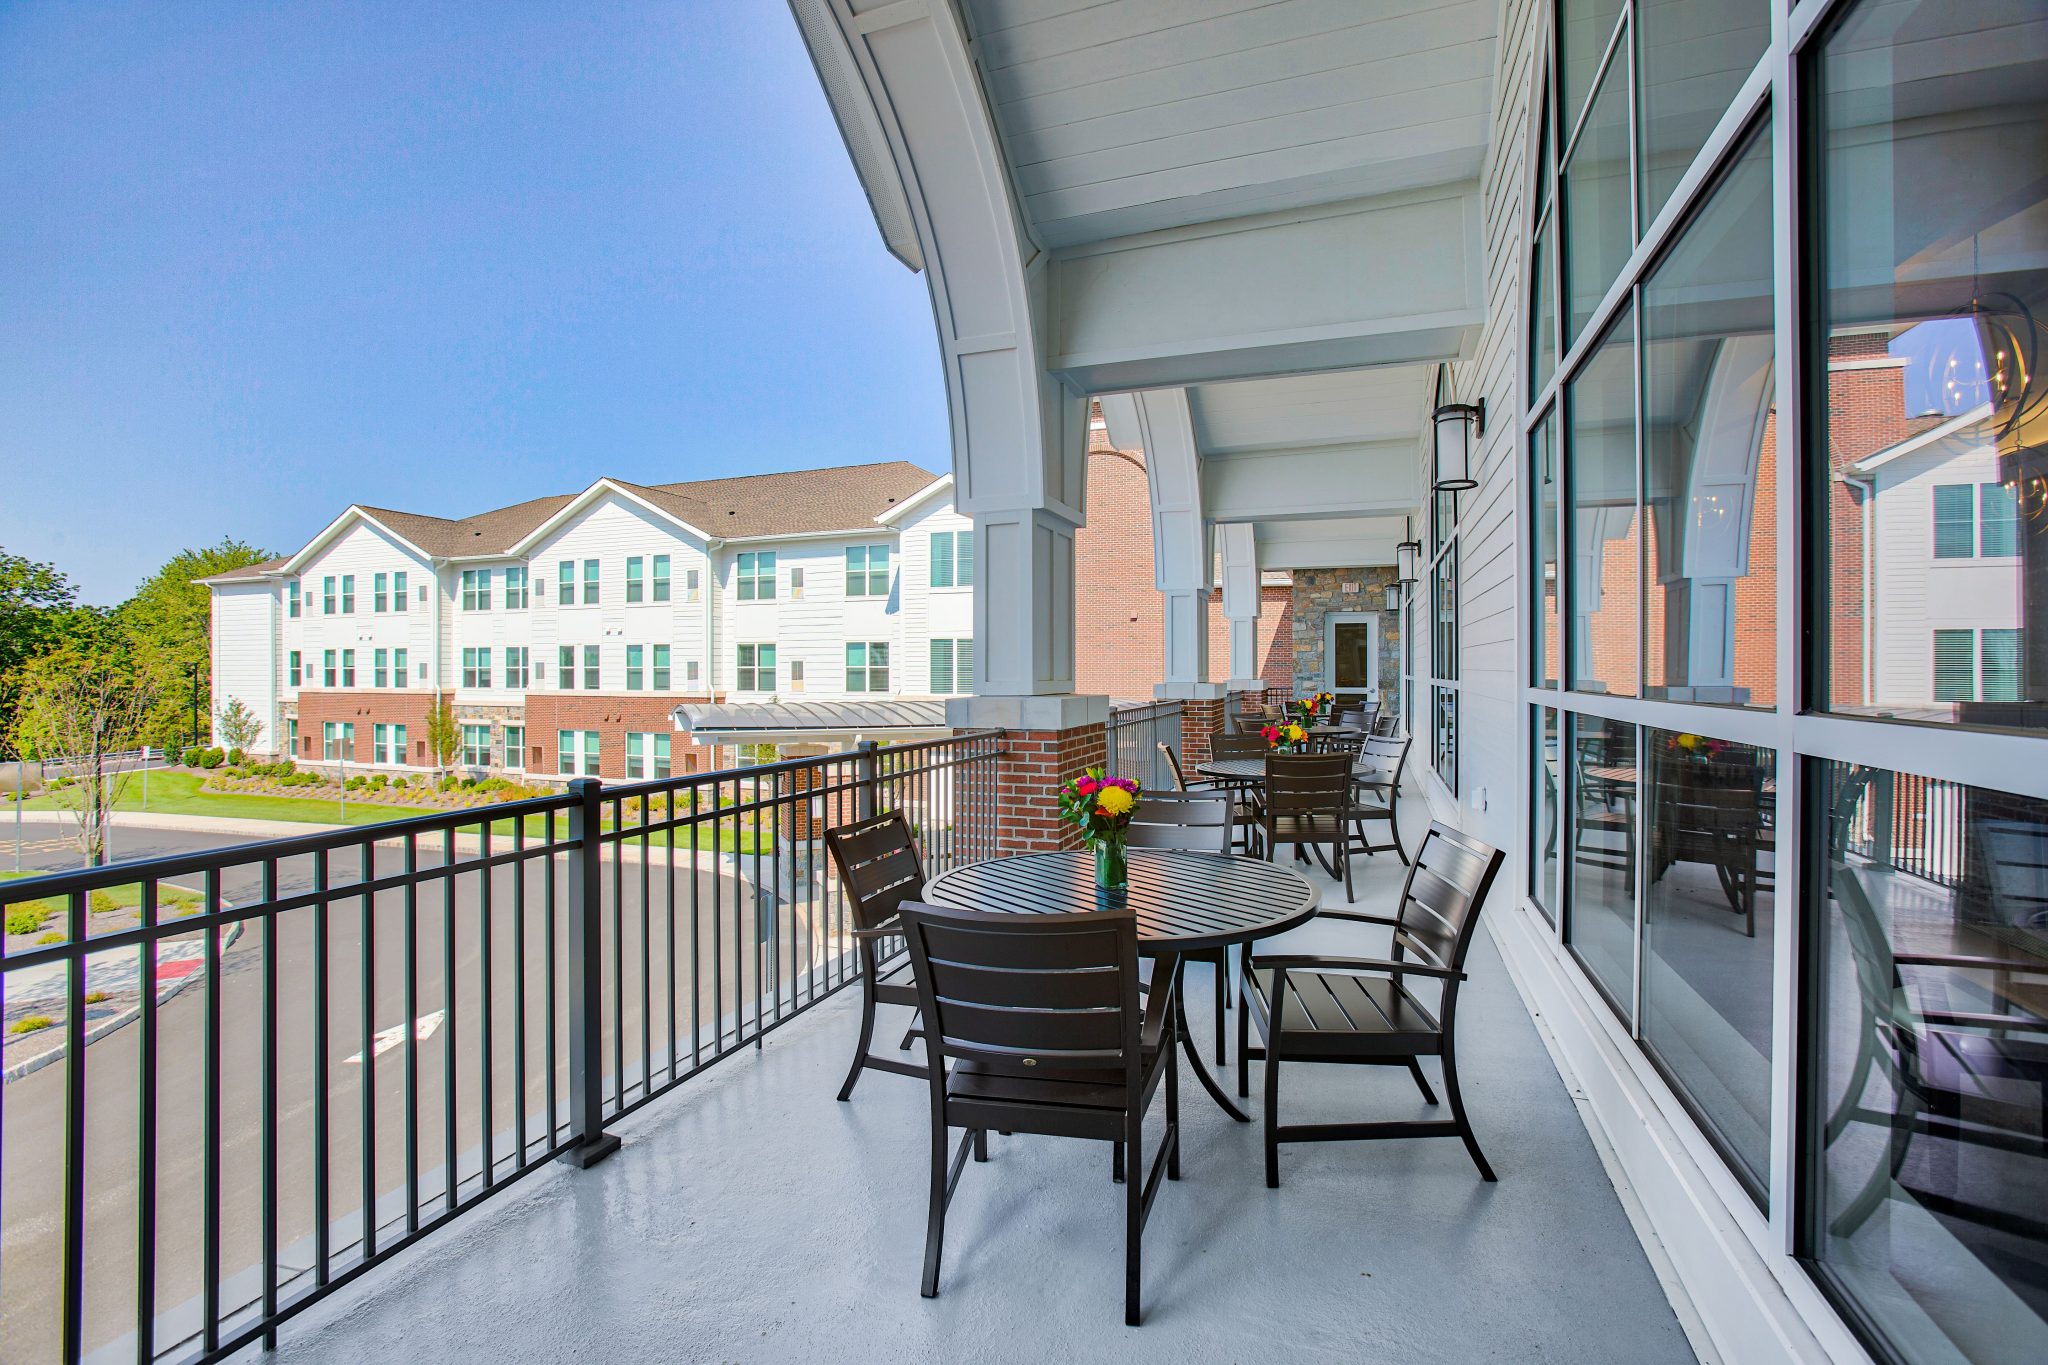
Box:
1194 758 1267 784
925 848 1319 954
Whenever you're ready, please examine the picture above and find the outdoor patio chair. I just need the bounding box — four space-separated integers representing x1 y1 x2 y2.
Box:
1348 733 1413 865
896 901 1180 1326
1208 731 1270 838
821 810 929 1100
1258 752 1356 903
1239 822 1506 1187
1129 790 1236 1063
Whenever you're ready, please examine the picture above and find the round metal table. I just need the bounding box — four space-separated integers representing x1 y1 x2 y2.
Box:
1194 758 1267 785
926 848 1318 1121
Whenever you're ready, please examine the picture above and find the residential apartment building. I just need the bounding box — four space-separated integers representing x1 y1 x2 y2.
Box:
203 462 977 780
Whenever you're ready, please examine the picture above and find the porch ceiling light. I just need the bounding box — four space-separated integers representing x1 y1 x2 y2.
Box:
1396 539 1421 584
1432 400 1484 493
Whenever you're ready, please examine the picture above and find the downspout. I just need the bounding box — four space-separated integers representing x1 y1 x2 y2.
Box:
703 538 723 702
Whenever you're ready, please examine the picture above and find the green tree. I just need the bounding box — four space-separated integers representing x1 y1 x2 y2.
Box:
214 697 264 753
13 644 158 865
118 540 272 751
0 548 98 759
424 695 461 778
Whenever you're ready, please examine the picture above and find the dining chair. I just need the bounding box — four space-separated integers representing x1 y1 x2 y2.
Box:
1128 791 1236 1063
1208 731 1270 844
821 810 929 1100
896 901 1180 1326
1348 733 1413 865
1259 752 1356 902
1239 822 1506 1187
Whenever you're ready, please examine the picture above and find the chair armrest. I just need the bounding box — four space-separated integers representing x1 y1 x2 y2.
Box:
1316 909 1402 927
1897 951 2047 974
1140 968 1179 1049
1250 953 1464 981
850 920 903 941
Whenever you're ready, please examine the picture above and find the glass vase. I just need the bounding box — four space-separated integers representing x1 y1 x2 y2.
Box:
1094 839 1128 893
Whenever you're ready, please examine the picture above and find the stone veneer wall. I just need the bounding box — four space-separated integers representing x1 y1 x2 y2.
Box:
1287 567 1402 710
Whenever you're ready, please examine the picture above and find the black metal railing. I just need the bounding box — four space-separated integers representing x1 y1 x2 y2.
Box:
1104 700 1182 792
0 731 1003 1364
1842 768 1968 888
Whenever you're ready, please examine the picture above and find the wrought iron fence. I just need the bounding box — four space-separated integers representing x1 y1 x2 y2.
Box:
0 731 1002 1364
1840 767 1968 888
1104 700 1181 791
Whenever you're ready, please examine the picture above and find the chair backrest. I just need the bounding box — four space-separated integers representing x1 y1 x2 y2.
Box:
897 901 1142 1078
1156 740 1190 792
1231 713 1268 734
1126 790 1232 853
823 810 926 932
1373 713 1400 737
1263 752 1352 818
1211 731 1267 761
1333 704 1367 729
1391 823 1506 979
1356 733 1410 788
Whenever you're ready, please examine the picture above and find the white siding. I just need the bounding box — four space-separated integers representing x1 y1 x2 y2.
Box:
287 520 436 697
896 498 976 695
211 583 279 753
525 494 714 696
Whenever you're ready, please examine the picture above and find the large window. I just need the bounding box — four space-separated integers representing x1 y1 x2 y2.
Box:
845 641 889 693
736 643 776 693
626 732 670 780
461 647 491 690
737 551 776 601
930 637 973 695
652 554 670 602
1522 2 2048 1359
504 565 528 609
461 569 491 611
373 723 405 766
460 724 492 768
845 544 891 597
928 529 974 588
557 729 598 778
625 556 644 603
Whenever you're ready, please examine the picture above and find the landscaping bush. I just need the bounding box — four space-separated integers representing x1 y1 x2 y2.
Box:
197 747 226 769
88 890 120 915
344 775 368 791
368 773 389 789
223 766 248 779
279 772 321 788
8 1015 54 1036
438 775 462 793
36 930 64 945
6 901 52 936
226 748 245 766
391 776 408 789
182 746 205 767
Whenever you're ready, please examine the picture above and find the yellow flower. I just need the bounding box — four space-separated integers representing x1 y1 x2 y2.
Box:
1677 733 1698 750
1095 786 1135 817
1285 724 1305 742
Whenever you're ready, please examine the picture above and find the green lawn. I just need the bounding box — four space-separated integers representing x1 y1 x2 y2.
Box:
16 772 769 849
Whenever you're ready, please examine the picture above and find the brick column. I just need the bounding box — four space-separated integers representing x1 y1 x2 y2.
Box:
1178 695 1228 771
949 695 1110 856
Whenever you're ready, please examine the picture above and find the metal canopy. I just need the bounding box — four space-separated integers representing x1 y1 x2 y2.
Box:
671 699 950 736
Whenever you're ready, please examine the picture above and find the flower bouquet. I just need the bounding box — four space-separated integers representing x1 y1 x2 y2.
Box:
1293 691 1335 725
1055 767 1142 892
1260 721 1310 754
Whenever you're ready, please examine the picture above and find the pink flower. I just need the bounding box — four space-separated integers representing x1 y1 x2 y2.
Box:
1075 777 1099 795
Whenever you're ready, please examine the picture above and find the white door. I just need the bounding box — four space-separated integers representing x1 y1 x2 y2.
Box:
1324 612 1380 697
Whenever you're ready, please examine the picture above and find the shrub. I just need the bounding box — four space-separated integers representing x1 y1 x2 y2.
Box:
226 747 245 766
369 773 389 789
197 748 226 769
182 746 205 767
6 901 52 936
391 776 408 790
8 1015 55 1035
36 931 64 945
84 989 109 1004
438 775 462 793
344 776 368 792
223 766 248 779
280 771 320 788
88 890 121 915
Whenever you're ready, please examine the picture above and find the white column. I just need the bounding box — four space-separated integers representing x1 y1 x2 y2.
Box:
1158 588 1215 697
1218 522 1263 689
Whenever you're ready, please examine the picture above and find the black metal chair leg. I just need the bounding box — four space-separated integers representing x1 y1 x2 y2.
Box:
900 1011 921 1050
838 975 878 1102
1166 1029 1182 1182
1125 1119 1143 1326
1112 1141 1125 1184
922 1117 948 1298
1406 1058 1439 1105
1236 984 1251 1098
1212 958 1226 1066
1441 1039 1495 1182
1341 839 1354 903
1263 1044 1283 1188
973 1128 989 1162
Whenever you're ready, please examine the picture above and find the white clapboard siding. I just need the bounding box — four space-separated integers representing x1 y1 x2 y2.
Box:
288 519 438 696
526 494 713 695
211 584 279 752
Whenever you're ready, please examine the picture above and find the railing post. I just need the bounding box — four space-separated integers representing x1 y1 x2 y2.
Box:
856 740 880 822
558 777 620 1168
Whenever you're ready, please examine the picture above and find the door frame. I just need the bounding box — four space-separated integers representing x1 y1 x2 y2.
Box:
1323 611 1381 697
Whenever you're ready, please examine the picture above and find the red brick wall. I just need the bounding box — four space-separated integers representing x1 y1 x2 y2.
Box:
993 722 1107 854
1072 417 1291 697
296 691 436 764
520 693 717 780
1178 697 1228 771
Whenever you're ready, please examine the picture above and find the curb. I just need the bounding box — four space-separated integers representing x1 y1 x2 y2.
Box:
4 909 243 1085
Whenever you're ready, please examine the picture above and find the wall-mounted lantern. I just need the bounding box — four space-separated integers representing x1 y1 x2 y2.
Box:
1431 399 1484 492
1396 539 1421 584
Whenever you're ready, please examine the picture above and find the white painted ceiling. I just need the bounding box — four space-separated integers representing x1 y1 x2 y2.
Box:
960 0 1501 249
1186 366 1432 455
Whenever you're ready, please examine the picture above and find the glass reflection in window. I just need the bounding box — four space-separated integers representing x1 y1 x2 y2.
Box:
1808 761 2048 1359
1642 125 1776 708
1635 0 1770 225
1643 727 1775 1198
1814 0 2048 731
1534 706 1562 924
1562 46 1633 345
1568 307 1638 696
1567 714 1636 1017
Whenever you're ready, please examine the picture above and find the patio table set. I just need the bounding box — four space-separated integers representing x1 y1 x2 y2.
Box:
820 765 1505 1325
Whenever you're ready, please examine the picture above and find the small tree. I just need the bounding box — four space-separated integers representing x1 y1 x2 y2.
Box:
214 697 263 754
424 695 461 779
13 646 158 865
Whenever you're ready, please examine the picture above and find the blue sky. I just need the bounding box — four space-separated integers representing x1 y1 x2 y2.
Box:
0 2 946 604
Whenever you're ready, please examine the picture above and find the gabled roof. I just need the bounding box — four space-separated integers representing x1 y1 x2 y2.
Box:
197 556 291 584
1847 402 1995 475
220 462 946 587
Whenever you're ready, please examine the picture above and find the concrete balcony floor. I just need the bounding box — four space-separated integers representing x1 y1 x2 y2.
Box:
262 801 1698 1364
